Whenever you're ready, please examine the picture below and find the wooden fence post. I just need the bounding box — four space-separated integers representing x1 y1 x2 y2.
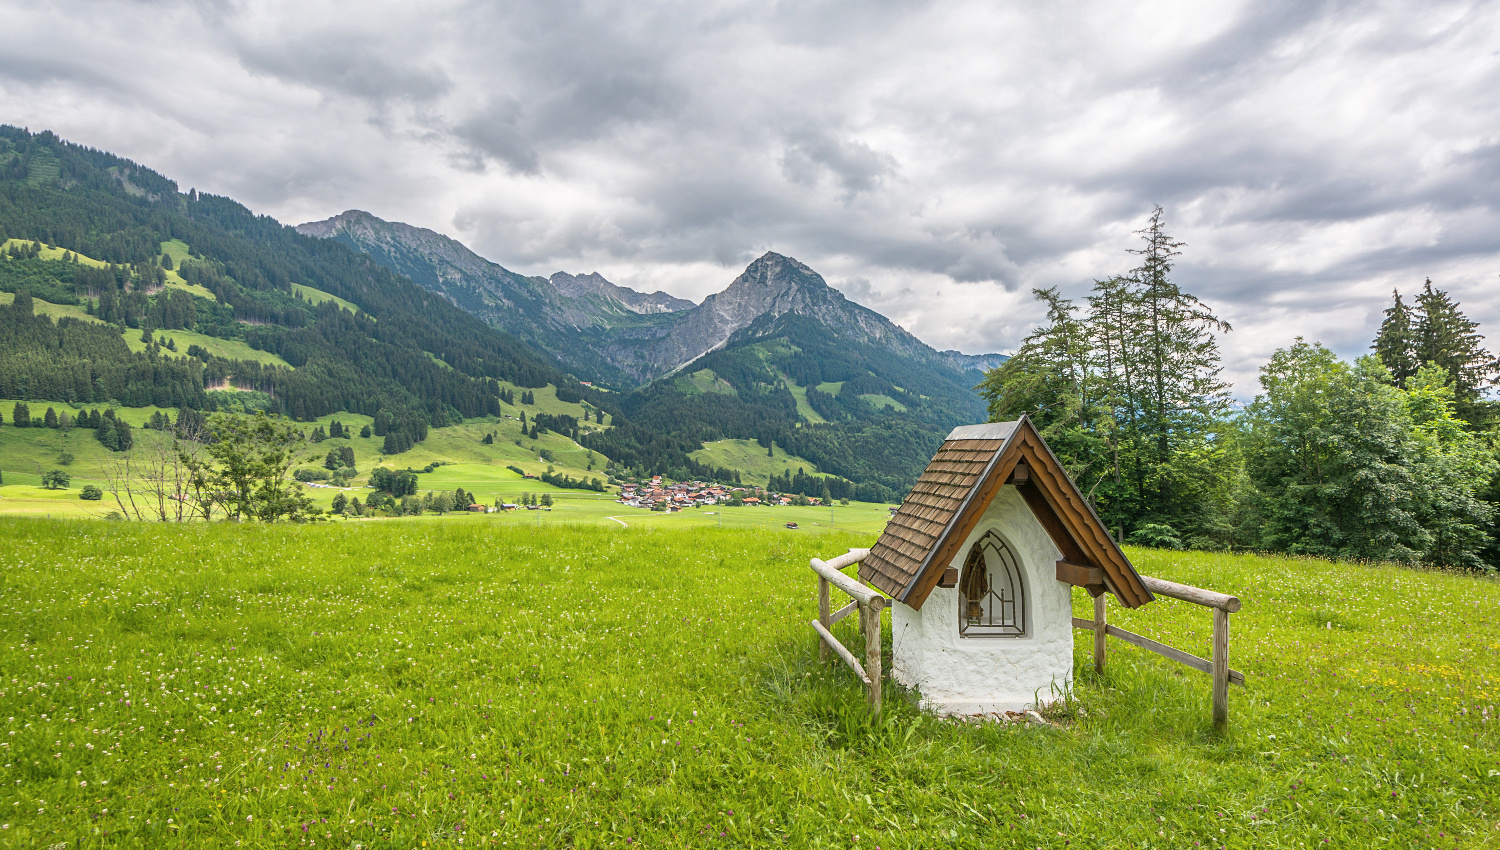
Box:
863 602 882 719
1212 608 1229 726
817 576 830 663
1093 593 1107 675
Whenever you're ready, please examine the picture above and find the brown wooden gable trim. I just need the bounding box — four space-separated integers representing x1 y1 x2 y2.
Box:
899 417 1153 611
1017 482 1088 564
1013 430 1152 608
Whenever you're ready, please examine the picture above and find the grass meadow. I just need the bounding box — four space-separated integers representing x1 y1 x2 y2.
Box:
1 519 1497 848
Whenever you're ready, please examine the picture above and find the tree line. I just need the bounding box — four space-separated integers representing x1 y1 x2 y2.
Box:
981 208 1500 570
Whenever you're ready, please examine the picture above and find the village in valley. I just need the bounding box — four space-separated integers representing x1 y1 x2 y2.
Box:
615 474 850 515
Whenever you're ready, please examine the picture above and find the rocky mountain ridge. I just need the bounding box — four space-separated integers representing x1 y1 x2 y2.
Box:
296 210 692 385
298 210 997 391
941 350 1010 374
641 251 945 378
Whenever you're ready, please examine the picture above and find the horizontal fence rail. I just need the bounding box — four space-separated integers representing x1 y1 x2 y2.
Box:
1074 570 1245 725
811 549 884 717
1072 618 1246 686
1140 575 1241 613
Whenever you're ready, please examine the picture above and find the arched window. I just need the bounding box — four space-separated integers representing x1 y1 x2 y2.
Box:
958 530 1026 637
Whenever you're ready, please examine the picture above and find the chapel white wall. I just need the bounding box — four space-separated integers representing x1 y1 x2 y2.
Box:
889 486 1073 715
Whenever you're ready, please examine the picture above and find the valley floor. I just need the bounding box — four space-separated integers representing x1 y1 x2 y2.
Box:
1 520 1496 848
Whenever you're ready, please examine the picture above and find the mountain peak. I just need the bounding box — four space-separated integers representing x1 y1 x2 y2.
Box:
296 209 382 239
640 251 930 376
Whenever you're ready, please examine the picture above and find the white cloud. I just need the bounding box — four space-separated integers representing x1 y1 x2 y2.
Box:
1 0 1498 397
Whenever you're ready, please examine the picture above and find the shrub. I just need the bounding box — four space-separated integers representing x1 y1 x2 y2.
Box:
79 485 102 501
1129 522 1185 550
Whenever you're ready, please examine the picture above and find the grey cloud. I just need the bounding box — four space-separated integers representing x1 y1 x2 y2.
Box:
233 39 453 105
2 0 1500 398
779 128 897 197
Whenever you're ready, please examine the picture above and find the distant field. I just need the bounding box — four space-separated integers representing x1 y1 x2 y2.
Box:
1 238 215 299
1 404 879 525
1 521 1494 848
674 368 737 397
1 238 106 268
291 282 359 314
783 377 827 423
690 438 823 486
859 392 906 412
0 290 100 324
0 293 283 367
0 285 289 367
123 326 292 367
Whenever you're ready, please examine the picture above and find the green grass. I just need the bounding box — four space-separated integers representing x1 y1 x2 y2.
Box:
2 239 107 268
858 393 906 413
291 283 359 315
0 290 102 324
123 327 292 367
0 407 624 520
157 240 216 299
690 439 823 486
674 369 737 397
0 239 214 300
0 523 1496 848
783 379 827 424
159 239 193 268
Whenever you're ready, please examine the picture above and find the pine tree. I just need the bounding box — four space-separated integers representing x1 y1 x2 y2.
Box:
1373 289 1419 387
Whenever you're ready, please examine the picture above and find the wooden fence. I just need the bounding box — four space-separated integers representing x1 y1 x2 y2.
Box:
809 548 885 718
1072 574 1245 725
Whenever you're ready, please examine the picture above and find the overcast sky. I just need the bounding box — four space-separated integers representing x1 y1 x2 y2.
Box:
2 0 1498 395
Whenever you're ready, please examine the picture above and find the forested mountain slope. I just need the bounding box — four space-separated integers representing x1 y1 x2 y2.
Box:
584 255 990 501
296 213 995 495
297 210 693 387
0 127 614 453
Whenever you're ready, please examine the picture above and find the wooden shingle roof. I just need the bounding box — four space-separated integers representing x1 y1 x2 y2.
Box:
860 417 1152 611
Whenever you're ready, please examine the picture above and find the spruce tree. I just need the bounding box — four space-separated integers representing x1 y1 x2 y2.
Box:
1413 279 1498 427
1373 289 1419 387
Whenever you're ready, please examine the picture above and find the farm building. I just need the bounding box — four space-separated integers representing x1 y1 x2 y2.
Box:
857 418 1153 716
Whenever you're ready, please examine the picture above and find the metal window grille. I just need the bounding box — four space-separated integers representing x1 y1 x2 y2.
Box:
958 530 1026 638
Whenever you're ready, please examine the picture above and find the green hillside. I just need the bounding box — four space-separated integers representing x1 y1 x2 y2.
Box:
0 392 622 518
290 281 358 314
0 125 619 458
690 438 822 486
1 520 1493 847
599 314 986 501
